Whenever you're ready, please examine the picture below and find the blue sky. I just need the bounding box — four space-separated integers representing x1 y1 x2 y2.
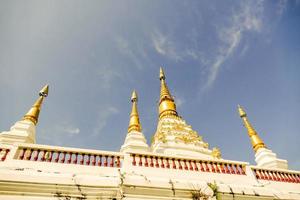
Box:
0 0 299 170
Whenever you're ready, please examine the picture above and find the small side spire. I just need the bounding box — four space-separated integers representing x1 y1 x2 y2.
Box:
158 67 178 118
238 105 266 152
128 90 142 132
23 85 49 125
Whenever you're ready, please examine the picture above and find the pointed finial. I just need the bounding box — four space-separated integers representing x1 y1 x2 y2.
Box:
131 90 138 102
39 84 49 97
238 104 247 118
158 67 178 118
128 90 142 132
159 67 165 80
22 85 49 125
238 105 266 152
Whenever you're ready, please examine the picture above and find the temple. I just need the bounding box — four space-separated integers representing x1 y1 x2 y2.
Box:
0 69 299 200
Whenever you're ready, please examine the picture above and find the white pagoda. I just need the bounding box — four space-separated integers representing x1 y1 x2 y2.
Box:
0 68 299 200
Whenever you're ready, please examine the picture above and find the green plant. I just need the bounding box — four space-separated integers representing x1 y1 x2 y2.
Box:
207 181 221 200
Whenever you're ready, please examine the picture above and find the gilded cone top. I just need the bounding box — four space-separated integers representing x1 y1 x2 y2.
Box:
159 67 174 103
128 90 142 132
238 104 247 118
238 105 266 152
39 85 49 97
131 90 138 102
159 67 165 80
23 85 49 125
158 67 178 118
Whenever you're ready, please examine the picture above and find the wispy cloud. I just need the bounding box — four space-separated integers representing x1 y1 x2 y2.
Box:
63 127 80 135
151 30 209 65
277 0 288 16
115 36 143 69
95 66 121 89
202 1 264 91
39 123 80 145
173 91 185 108
114 35 152 70
151 30 182 62
175 97 184 108
92 106 119 136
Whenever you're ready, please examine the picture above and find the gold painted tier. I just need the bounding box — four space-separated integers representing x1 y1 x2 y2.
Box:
158 67 178 119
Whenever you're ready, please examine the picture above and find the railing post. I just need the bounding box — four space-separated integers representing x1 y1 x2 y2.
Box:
199 161 204 172
189 160 193 171
219 163 224 173
172 158 176 169
110 156 115 167
104 155 108 167
80 154 84 165
178 159 183 170
1 149 10 161
97 155 102 166
211 162 216 173
183 160 188 170
60 152 65 163
116 156 121 168
34 150 40 161
149 156 154 167
155 157 159 168
132 154 136 166
73 153 78 164
166 158 170 169
91 155 96 166
138 155 143 166
144 156 149 167
86 154 90 165
215 163 220 173
160 157 165 168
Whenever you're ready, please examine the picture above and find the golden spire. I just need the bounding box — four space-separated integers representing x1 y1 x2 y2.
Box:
23 85 49 125
158 67 178 118
238 105 266 152
128 90 142 132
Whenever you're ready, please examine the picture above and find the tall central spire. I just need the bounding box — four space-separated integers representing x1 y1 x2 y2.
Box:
128 90 142 132
23 85 49 125
158 67 178 118
152 67 213 159
238 105 266 152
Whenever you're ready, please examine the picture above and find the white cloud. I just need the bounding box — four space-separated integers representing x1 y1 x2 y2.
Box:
175 97 184 108
92 106 119 136
39 123 80 145
202 1 264 91
173 91 185 108
277 0 288 16
152 32 167 55
240 44 249 57
115 36 145 69
63 127 80 135
55 124 80 136
151 31 182 61
185 48 209 66
95 66 121 89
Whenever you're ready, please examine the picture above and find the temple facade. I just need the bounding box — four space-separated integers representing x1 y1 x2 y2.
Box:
0 68 299 200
